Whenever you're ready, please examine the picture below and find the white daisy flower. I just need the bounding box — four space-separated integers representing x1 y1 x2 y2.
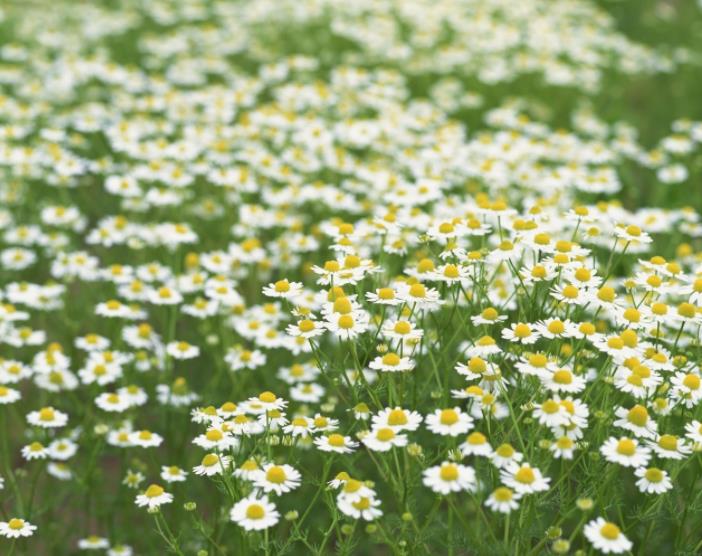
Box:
252 463 302 495
425 407 474 437
600 436 651 468
634 467 673 494
423 462 477 495
583 518 633 554
362 427 408 452
135 484 173 510
500 463 551 494
0 518 37 538
230 495 280 531
484 486 521 514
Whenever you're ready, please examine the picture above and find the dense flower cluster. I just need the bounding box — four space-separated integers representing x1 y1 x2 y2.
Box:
1 0 702 554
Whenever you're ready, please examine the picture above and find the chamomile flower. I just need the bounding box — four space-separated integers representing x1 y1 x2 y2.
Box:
684 420 702 444
485 486 521 514
47 438 78 460
0 518 37 538
166 341 200 360
95 392 131 412
371 407 423 431
252 464 302 495
425 407 474 437
550 436 577 459
365 287 403 306
193 427 237 450
325 311 370 340
362 427 408 452
423 462 477 494
490 443 524 469
613 405 658 439
135 484 173 510
160 466 188 483
500 463 551 494
540 368 586 394
0 385 21 404
77 535 111 550
501 322 539 344
129 430 164 448
286 318 325 339
600 436 651 467
471 306 508 326
368 352 415 373
459 431 493 457
230 495 280 531
26 406 69 428
634 467 673 494
263 279 304 299
193 453 232 476
315 433 359 454
648 434 692 460
583 518 633 554
337 494 383 521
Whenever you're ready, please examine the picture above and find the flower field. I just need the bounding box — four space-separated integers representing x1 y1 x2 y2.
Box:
1 0 702 554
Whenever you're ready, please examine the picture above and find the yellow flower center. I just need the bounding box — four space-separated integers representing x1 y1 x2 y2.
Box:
387 409 408 426
626 404 648 426
607 337 624 350
562 285 579 299
531 265 547 278
440 409 459 425
274 280 290 293
514 467 535 484
39 407 55 421
327 434 346 447
574 268 591 282
352 497 371 510
481 307 498 321
246 504 265 520
202 454 219 466
616 439 636 456
145 484 164 498
553 370 572 385
382 353 401 366
259 391 277 403
600 523 621 540
495 444 514 457
683 374 701 390
265 466 287 484
493 487 513 502
409 283 426 298
468 357 486 373
333 297 352 314
528 354 547 367
477 335 496 346
338 315 354 329
8 518 25 530
467 432 486 445
378 288 395 300
206 430 223 441
556 437 573 449
440 464 459 482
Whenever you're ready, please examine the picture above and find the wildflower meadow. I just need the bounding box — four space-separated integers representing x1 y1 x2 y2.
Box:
2 0 702 554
